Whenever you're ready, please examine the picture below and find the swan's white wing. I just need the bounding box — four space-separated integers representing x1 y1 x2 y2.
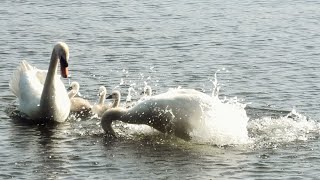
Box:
9 60 45 118
35 69 48 85
18 70 44 117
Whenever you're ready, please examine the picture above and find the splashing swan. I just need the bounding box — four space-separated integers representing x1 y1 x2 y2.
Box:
9 42 71 123
101 89 213 140
68 81 92 114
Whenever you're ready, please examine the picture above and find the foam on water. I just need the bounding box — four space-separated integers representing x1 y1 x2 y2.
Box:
248 108 320 147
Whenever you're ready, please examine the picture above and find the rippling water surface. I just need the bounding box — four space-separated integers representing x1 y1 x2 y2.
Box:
1 0 320 179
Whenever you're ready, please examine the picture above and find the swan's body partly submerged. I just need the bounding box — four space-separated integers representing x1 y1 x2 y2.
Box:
101 88 213 140
92 86 109 117
68 81 92 116
9 42 71 123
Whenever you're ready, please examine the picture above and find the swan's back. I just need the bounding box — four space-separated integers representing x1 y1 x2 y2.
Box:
128 89 212 133
70 97 92 113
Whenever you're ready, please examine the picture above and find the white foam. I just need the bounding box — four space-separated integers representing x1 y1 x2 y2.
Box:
248 109 320 145
191 96 250 145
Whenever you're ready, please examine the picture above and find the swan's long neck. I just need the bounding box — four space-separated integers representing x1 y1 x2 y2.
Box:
101 108 126 135
101 107 149 135
112 97 119 108
68 89 77 99
40 50 60 113
101 106 168 136
45 50 59 84
99 93 106 105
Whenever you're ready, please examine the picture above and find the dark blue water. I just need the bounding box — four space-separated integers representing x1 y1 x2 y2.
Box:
1 0 320 179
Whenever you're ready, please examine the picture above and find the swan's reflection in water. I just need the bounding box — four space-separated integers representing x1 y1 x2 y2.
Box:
8 119 72 179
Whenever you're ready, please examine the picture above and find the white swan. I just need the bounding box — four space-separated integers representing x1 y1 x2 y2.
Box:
67 81 92 115
9 42 71 123
101 89 213 140
92 86 109 117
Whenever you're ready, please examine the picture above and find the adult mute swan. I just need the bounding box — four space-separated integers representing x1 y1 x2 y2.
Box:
9 42 71 123
101 89 213 140
92 86 109 117
67 81 92 116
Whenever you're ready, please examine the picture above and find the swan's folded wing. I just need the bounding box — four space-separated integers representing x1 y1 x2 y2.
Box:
35 69 48 85
9 60 44 98
19 70 43 103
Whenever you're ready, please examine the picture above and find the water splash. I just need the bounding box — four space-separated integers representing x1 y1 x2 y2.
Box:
211 71 220 98
115 85 251 146
191 94 250 145
248 108 320 147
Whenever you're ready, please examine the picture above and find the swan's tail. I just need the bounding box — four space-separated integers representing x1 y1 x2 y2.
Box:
9 60 34 97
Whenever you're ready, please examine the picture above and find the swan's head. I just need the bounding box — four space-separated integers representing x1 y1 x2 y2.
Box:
98 86 107 97
140 85 152 96
144 86 152 96
106 91 121 101
67 81 80 92
54 42 69 78
106 90 121 108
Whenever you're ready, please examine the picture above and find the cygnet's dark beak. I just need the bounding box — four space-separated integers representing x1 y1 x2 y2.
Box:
106 94 112 99
67 86 72 91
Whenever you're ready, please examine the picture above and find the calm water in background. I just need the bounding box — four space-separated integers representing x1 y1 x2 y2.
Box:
1 0 320 179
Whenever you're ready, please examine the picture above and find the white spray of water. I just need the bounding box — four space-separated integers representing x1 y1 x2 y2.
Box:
248 108 320 145
190 72 250 145
88 69 320 146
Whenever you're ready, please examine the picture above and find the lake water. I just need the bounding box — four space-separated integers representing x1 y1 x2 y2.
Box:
1 0 320 179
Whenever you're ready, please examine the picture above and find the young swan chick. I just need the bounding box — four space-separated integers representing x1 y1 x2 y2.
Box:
67 81 92 116
92 86 109 117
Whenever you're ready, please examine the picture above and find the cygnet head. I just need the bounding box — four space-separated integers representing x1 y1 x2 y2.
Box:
96 86 107 104
98 86 107 97
106 90 121 108
144 85 152 96
68 81 80 98
141 85 152 96
68 81 79 91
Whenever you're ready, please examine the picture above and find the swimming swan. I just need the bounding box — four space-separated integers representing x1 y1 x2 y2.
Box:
92 86 109 117
9 42 71 123
101 89 213 140
67 81 92 115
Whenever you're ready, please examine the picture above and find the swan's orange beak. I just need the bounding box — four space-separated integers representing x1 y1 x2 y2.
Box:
61 67 68 78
